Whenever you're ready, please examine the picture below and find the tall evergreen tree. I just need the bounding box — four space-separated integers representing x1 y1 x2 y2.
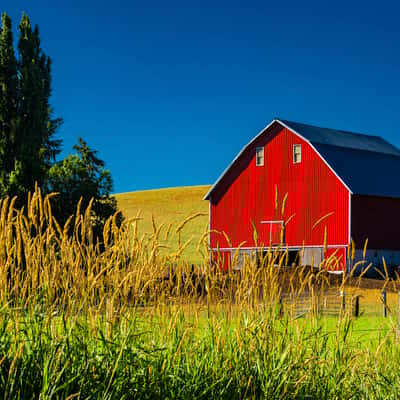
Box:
0 13 19 197
0 12 120 242
17 13 62 198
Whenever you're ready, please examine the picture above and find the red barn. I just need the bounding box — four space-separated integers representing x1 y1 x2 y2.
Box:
205 119 400 272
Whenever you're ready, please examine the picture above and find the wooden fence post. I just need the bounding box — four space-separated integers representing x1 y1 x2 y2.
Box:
311 284 315 315
354 295 359 318
340 290 345 313
382 290 387 318
278 294 283 317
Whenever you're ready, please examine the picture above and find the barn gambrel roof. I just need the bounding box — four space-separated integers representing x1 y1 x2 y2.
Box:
205 119 400 200
279 119 400 156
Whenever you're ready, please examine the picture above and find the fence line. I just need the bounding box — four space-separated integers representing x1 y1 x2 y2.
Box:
277 288 395 318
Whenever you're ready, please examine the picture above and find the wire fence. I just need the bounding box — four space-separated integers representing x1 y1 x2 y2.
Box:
278 288 397 318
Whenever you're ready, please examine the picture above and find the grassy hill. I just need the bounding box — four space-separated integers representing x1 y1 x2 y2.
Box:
115 185 211 263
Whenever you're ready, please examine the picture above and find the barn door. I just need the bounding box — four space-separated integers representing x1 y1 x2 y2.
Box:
271 222 284 245
261 220 285 246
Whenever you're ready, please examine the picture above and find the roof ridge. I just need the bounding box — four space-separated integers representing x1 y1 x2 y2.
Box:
277 118 387 141
278 118 400 156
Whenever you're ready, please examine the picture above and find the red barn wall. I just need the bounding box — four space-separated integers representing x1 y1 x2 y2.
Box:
351 195 400 250
210 125 350 253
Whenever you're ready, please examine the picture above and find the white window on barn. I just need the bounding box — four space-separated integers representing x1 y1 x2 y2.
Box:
293 144 302 164
256 147 264 166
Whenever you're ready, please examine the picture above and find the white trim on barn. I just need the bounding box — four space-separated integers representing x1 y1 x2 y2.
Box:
208 197 212 264
347 191 352 273
204 119 278 200
261 220 285 245
212 244 348 271
348 191 352 245
212 244 348 251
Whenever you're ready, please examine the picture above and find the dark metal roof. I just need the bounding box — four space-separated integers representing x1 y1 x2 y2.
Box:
279 119 400 197
205 119 400 200
314 144 400 198
280 119 400 156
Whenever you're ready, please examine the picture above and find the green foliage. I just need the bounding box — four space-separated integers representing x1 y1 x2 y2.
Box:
48 137 121 241
1 309 400 399
0 12 117 238
17 12 62 198
0 13 19 198
0 12 62 202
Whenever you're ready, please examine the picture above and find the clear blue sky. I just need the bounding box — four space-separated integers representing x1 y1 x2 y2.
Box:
2 0 400 193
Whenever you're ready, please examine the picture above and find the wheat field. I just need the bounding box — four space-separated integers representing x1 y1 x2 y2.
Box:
115 185 210 263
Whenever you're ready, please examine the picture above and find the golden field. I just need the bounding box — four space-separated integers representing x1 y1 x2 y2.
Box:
115 185 211 263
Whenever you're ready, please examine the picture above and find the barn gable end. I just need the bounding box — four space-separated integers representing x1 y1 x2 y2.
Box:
208 122 350 270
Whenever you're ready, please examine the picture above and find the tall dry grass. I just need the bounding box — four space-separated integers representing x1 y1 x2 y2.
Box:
0 188 399 398
0 187 340 312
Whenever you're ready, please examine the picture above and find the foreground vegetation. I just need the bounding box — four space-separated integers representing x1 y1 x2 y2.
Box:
3 306 400 399
1 189 400 398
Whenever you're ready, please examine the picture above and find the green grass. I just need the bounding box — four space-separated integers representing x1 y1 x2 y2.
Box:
2 307 400 399
115 185 210 263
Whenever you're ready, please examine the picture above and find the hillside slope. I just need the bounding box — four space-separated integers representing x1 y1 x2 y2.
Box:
115 185 211 263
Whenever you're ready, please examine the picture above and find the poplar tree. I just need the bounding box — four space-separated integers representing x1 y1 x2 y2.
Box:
0 12 120 239
17 13 62 198
0 12 18 197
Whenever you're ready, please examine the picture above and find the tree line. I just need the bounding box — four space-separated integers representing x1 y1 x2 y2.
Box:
0 12 121 241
